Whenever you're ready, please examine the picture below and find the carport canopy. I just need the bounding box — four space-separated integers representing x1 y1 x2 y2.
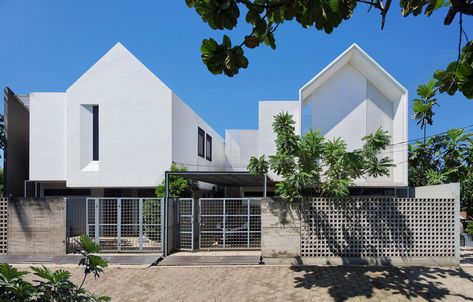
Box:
164 171 270 197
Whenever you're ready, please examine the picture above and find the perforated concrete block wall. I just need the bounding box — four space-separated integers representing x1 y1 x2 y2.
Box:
301 198 456 259
0 198 7 254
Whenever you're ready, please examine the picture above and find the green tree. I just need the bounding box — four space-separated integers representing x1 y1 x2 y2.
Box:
465 220 473 235
408 128 473 213
0 235 110 302
186 0 473 99
155 162 197 197
412 79 439 144
247 112 394 201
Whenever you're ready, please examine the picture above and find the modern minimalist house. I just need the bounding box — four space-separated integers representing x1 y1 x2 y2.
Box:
4 43 408 198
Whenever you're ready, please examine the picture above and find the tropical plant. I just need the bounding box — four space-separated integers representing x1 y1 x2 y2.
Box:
155 162 197 198
412 80 438 144
186 0 473 100
0 235 110 302
247 112 394 201
409 128 473 213
466 220 473 235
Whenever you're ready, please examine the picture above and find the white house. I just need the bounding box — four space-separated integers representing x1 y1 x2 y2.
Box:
226 44 408 188
4 43 408 198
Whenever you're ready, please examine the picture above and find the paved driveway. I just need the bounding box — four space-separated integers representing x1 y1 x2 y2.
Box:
31 265 473 301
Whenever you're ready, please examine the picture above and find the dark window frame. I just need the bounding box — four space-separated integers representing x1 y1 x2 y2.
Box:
92 105 99 161
198 127 205 158
206 134 212 161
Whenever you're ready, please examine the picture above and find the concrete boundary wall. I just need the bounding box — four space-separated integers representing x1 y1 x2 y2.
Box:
8 198 66 255
261 183 460 266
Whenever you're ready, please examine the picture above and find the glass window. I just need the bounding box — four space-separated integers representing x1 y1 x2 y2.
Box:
198 127 205 158
206 134 212 161
92 105 99 161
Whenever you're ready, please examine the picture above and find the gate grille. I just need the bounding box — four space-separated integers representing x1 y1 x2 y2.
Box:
178 198 194 251
200 198 261 249
86 198 163 253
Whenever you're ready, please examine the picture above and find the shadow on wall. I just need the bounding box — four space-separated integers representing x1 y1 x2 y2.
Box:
290 266 473 302
302 198 414 260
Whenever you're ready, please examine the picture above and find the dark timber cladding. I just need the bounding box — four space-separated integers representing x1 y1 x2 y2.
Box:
4 88 29 197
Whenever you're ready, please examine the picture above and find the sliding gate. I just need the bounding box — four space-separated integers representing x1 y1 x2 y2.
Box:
199 198 261 249
86 198 163 252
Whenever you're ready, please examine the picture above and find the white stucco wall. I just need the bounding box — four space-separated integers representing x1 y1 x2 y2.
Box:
302 63 407 186
172 93 225 171
65 43 173 187
225 129 258 171
29 93 66 181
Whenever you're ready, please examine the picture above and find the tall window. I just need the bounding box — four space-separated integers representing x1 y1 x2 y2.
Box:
198 127 205 158
206 134 212 161
92 105 99 161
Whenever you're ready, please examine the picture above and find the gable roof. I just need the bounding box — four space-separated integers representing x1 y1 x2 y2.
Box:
299 43 407 102
67 42 171 92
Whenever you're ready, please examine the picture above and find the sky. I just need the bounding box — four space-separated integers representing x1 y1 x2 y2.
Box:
1 0 472 144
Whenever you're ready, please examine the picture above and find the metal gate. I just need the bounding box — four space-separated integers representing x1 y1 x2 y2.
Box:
86 198 163 252
199 198 261 249
177 198 195 251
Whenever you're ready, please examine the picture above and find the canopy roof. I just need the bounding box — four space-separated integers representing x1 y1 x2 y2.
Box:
165 171 269 187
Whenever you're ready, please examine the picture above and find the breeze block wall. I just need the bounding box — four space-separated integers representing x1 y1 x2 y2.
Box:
261 183 460 266
8 197 66 255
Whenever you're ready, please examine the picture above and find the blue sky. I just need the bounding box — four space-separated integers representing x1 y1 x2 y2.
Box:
1 0 472 142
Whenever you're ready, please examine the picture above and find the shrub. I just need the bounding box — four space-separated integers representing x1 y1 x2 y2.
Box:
0 234 110 302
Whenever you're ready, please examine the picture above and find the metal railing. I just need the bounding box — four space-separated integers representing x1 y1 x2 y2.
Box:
199 198 261 249
85 198 163 253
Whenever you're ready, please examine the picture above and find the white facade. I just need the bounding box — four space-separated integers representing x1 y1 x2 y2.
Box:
227 44 408 187
25 42 408 195
28 43 225 191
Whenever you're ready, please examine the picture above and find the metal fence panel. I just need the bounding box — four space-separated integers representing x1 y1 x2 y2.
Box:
178 198 194 251
200 198 261 249
69 198 164 253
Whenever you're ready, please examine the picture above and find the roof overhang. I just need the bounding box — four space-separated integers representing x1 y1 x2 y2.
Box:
299 43 407 102
165 171 271 187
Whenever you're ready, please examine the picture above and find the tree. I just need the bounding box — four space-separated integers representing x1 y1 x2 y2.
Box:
155 162 197 197
186 0 473 99
247 112 394 201
0 235 110 302
412 79 438 144
408 128 473 213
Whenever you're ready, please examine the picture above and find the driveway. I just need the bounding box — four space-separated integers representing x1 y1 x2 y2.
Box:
24 265 473 302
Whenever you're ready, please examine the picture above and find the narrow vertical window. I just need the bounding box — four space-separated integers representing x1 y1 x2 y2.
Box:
206 134 212 161
198 127 205 158
92 105 99 161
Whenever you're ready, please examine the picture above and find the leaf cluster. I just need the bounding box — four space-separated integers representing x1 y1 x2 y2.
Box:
155 162 197 198
247 112 394 201
408 128 473 213
0 235 110 302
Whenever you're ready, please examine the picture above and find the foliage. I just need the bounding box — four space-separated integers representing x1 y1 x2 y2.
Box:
247 112 394 201
155 162 197 198
408 128 473 213
186 0 473 93
0 114 4 152
0 235 110 302
412 79 438 143
466 220 473 235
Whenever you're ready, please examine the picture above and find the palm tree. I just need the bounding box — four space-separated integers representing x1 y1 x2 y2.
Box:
412 79 438 144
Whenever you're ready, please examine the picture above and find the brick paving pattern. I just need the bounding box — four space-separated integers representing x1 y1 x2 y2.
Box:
32 265 473 301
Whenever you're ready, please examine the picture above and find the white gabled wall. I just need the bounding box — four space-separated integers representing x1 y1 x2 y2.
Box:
65 43 173 187
225 129 258 171
172 93 225 171
29 93 66 181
